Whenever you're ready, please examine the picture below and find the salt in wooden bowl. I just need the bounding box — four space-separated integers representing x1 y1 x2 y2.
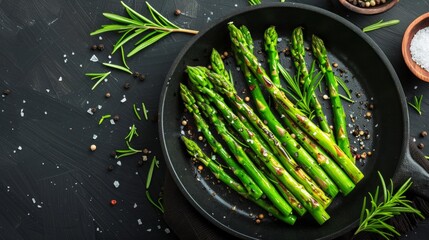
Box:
402 12 429 82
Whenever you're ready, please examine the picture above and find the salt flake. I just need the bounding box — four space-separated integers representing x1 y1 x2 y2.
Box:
90 55 99 62
113 181 120 188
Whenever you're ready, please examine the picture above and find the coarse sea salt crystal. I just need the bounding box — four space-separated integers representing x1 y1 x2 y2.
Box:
137 219 142 225
20 109 24 117
90 55 98 62
410 27 429 71
113 181 120 188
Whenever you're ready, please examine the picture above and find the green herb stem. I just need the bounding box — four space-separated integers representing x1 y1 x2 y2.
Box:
115 141 142 159
99 114 111 125
408 95 423 115
85 72 111 90
362 20 400 33
354 172 424 239
133 104 142 120
142 102 148 120
102 62 133 74
124 124 139 142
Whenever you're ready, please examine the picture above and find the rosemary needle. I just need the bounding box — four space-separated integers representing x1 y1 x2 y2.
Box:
124 124 139 142
99 114 111 125
102 62 133 74
133 103 142 121
85 72 111 90
142 102 148 120
115 141 142 159
408 95 423 115
146 156 164 213
120 46 130 70
362 20 400 33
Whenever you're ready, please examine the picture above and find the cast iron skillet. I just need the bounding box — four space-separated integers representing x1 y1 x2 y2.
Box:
159 3 429 239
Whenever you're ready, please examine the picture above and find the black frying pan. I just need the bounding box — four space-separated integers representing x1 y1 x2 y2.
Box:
159 3 429 239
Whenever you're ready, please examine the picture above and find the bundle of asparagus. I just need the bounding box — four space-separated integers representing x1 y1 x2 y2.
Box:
179 22 364 225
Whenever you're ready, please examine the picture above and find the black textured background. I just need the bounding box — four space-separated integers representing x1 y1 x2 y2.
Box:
0 0 428 239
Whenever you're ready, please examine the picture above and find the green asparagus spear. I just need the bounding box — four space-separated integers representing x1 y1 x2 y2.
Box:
183 85 294 217
279 111 356 195
228 22 363 184
235 117 307 216
181 84 263 199
210 49 230 82
208 59 338 202
264 26 281 86
290 27 333 139
312 34 354 161
181 136 297 225
187 66 330 225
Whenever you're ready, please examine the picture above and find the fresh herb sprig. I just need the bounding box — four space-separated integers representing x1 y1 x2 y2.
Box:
278 62 322 119
91 1 198 57
85 72 111 90
408 95 423 115
115 141 142 159
354 172 424 239
124 124 139 142
362 20 400 33
102 62 133 74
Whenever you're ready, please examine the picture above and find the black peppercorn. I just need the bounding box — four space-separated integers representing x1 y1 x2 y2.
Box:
418 143 425 149
91 107 97 113
105 92 111 98
2 89 11 95
107 165 114 171
97 44 105 51
420 131 428 138
174 9 181 16
138 74 145 81
132 72 140 78
91 44 97 51
123 82 131 89
113 115 120 121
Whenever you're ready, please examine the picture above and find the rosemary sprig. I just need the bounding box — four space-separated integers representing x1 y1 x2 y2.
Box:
124 124 139 142
408 95 423 115
334 75 354 103
362 19 400 33
278 62 323 119
102 62 133 74
85 71 111 90
91 1 198 57
354 171 424 239
146 156 164 213
99 114 111 125
115 141 142 159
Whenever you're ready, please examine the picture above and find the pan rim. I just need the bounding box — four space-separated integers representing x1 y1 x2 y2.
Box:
158 2 408 239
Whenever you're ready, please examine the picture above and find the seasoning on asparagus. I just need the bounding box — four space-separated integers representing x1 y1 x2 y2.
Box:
180 84 264 199
290 27 333 139
181 136 297 225
228 22 363 184
187 66 330 225
312 34 354 160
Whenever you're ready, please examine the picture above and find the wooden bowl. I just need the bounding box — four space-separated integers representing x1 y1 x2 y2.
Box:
338 0 399 15
402 12 429 82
